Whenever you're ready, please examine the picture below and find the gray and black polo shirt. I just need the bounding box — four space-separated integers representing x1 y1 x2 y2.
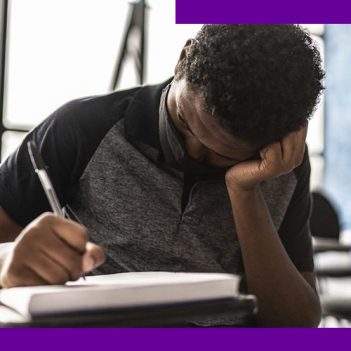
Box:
0 80 314 276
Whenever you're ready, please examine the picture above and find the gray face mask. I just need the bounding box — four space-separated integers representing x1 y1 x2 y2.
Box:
159 84 229 177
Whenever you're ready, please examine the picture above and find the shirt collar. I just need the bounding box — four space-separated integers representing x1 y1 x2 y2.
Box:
123 78 173 152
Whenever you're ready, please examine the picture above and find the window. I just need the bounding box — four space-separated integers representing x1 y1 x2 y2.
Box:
1 0 201 160
303 25 325 191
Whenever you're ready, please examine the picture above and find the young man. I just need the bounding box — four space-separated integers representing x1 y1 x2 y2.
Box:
0 25 324 326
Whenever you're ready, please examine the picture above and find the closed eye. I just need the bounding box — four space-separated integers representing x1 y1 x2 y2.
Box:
177 112 259 163
177 114 195 136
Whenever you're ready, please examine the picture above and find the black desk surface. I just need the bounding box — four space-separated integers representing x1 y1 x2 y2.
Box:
0 295 257 327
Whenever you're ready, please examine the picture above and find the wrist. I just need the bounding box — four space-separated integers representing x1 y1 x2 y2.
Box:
225 179 259 197
225 183 265 210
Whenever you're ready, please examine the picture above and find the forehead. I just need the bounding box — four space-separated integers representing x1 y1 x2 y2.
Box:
175 79 258 155
176 80 203 112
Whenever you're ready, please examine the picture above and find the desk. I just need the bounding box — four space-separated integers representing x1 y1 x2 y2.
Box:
313 238 351 254
322 296 351 321
0 296 257 327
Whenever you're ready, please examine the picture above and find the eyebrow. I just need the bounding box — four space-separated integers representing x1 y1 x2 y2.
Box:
177 105 246 162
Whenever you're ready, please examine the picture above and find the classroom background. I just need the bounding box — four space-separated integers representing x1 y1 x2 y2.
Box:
0 0 351 326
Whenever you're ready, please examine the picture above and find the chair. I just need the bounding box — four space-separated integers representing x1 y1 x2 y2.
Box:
311 191 351 273
310 191 351 325
311 191 340 242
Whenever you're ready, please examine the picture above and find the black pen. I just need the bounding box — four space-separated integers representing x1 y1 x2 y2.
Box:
27 141 86 280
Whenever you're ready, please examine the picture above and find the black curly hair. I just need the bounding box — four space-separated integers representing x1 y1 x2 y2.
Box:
175 24 324 146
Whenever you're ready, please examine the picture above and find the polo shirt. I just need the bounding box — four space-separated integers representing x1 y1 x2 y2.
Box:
0 80 314 276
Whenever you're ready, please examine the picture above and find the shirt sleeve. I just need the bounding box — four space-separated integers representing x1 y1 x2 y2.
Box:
0 91 130 227
278 147 314 272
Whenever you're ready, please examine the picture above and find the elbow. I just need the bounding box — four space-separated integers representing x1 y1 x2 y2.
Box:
291 299 322 327
294 291 322 327
286 296 322 327
258 295 322 327
302 300 322 327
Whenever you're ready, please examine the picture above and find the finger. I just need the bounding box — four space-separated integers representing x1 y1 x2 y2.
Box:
35 213 89 253
281 126 308 169
1 263 48 288
225 158 261 186
53 218 89 253
24 250 71 285
280 132 298 169
82 242 106 273
295 126 308 165
37 234 84 281
259 142 283 175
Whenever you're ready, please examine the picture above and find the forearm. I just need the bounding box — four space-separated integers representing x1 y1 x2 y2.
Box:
228 185 321 327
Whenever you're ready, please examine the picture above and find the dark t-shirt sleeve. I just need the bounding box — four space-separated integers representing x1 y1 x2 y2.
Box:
0 90 136 227
278 147 314 272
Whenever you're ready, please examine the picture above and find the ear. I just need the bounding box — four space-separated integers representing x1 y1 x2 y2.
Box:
174 39 196 76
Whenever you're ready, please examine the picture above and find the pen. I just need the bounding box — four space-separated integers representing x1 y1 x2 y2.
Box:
27 141 86 280
27 141 63 216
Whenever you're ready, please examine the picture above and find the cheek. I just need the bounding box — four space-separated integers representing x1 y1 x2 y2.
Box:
184 137 238 167
184 135 207 161
204 152 238 168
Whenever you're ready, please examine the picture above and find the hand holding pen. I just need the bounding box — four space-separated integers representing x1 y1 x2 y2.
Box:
0 142 106 289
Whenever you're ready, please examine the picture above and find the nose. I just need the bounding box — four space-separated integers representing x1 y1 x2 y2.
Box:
185 138 207 162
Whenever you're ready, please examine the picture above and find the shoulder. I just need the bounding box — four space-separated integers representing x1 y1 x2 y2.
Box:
0 86 142 226
50 86 141 133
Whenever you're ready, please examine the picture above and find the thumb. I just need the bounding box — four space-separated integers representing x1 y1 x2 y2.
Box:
82 242 106 272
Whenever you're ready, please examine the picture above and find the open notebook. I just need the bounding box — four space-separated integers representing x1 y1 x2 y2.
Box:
0 272 241 318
